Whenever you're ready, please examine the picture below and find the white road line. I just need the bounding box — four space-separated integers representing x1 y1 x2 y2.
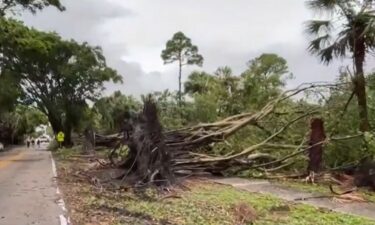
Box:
59 215 68 225
57 199 67 212
51 153 57 177
50 152 72 225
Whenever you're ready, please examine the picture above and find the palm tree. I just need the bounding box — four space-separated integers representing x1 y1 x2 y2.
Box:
306 0 375 132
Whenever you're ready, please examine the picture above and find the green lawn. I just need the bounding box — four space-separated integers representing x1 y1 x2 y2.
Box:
80 181 375 225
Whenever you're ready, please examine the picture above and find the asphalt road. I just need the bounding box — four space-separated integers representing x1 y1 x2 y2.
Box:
0 146 65 225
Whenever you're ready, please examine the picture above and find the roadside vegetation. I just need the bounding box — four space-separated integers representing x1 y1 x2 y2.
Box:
55 149 375 225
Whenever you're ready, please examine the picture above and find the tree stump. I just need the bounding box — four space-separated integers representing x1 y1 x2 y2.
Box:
307 118 326 173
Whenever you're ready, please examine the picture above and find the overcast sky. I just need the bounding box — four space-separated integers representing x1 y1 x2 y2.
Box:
20 0 365 96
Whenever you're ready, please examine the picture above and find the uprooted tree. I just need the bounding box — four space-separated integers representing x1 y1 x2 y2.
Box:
115 97 175 186
95 83 367 187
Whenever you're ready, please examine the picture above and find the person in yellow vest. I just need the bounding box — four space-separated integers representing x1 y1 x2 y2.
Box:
56 131 65 148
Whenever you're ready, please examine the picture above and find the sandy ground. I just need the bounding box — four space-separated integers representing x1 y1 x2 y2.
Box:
0 146 64 225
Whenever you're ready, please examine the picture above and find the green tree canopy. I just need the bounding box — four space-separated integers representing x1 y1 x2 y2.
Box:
94 91 141 133
0 19 121 145
0 105 47 144
241 53 291 109
0 71 22 114
184 71 217 95
0 0 64 16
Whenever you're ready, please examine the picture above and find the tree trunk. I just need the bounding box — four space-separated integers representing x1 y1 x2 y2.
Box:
178 58 182 106
63 123 73 147
48 116 62 136
83 128 95 154
354 39 370 132
307 118 326 173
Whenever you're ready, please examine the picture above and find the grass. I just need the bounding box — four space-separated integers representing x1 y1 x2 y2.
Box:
53 147 77 160
54 146 110 160
55 149 375 225
80 182 375 225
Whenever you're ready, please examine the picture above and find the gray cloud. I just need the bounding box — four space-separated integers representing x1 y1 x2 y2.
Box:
21 0 133 44
18 0 371 97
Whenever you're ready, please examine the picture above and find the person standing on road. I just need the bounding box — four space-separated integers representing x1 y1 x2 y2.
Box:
36 139 41 149
31 138 35 148
26 137 31 148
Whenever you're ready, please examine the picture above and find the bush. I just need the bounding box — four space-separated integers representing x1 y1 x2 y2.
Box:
47 140 59 151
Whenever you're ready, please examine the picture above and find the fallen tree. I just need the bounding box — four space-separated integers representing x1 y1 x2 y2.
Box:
95 82 364 186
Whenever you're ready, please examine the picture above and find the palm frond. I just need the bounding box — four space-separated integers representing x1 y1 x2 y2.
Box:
334 35 349 57
349 11 375 48
306 0 342 12
364 24 375 48
361 13 375 41
365 9 375 14
318 44 336 64
308 32 348 64
308 34 331 54
317 38 349 64
305 20 333 35
361 0 375 13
